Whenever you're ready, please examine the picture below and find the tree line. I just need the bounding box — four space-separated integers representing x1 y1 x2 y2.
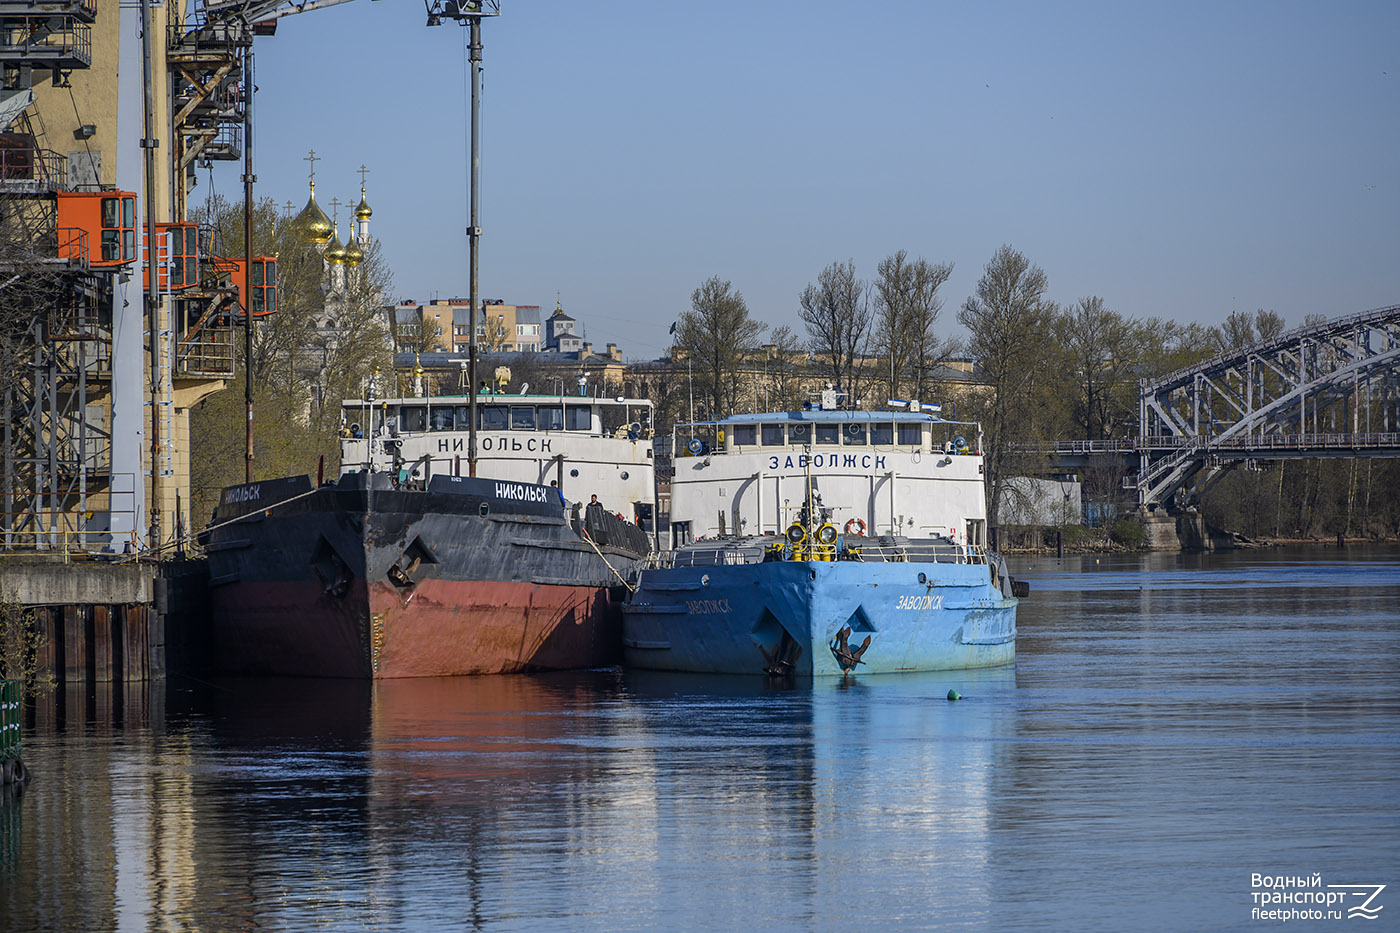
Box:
670 244 1400 539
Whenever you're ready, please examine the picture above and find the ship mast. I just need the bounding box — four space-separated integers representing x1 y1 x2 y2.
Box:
427 0 499 476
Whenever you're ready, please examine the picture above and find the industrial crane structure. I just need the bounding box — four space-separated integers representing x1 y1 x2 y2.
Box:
0 0 499 554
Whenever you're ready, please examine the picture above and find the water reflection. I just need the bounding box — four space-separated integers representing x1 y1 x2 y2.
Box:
2 547 1396 930
2 667 1022 930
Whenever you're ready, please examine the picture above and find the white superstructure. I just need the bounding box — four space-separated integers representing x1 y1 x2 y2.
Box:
339 394 656 520
667 403 989 547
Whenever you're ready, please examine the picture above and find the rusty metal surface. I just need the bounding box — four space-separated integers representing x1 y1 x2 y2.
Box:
206 472 642 678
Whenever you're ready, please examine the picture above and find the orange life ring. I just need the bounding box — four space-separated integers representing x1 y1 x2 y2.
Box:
843 518 866 537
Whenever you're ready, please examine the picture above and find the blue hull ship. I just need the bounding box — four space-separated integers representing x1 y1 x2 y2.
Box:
624 390 1023 676
623 539 1018 676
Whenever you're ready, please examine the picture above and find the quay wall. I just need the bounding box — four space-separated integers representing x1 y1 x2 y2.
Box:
0 558 212 685
0 561 151 607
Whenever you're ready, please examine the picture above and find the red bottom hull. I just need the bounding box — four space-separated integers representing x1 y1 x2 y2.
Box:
212 577 623 678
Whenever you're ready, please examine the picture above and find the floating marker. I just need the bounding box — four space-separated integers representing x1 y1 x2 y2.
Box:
946 689 962 701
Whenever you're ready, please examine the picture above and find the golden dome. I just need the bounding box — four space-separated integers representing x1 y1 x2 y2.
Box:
355 183 372 221
293 181 333 244
343 228 365 266
323 224 347 264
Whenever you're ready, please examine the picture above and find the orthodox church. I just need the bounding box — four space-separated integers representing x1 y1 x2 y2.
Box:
284 153 385 412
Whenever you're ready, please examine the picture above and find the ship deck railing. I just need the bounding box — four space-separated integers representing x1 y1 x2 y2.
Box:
647 540 992 569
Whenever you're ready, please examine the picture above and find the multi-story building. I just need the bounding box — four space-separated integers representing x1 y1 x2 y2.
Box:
544 299 583 353
390 298 543 354
513 305 541 352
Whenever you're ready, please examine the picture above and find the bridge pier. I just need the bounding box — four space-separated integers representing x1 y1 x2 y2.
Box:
1136 509 1181 550
1134 508 1239 551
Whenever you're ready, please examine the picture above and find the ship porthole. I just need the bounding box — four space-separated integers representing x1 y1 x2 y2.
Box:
701 574 709 586
570 469 579 477
620 471 629 480
918 572 927 584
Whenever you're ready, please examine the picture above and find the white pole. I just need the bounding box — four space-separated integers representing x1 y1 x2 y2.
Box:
753 470 762 535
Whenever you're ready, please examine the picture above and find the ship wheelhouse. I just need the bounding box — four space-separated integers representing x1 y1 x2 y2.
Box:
336 393 657 527
666 405 989 548
340 396 648 438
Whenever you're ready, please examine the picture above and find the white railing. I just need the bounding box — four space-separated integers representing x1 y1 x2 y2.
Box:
646 540 991 569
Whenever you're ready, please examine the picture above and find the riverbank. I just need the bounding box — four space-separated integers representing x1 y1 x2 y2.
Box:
1001 524 1400 555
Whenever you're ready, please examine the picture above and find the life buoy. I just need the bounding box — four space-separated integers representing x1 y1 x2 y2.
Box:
843 518 866 537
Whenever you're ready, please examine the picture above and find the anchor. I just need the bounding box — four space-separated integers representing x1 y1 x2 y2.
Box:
387 555 421 589
830 625 871 674
758 630 803 677
319 551 352 598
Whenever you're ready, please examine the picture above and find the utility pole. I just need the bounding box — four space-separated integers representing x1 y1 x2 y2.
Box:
425 1 499 475
467 14 481 476
242 38 256 484
139 0 162 554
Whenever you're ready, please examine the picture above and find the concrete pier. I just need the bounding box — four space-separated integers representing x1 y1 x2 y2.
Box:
0 559 159 684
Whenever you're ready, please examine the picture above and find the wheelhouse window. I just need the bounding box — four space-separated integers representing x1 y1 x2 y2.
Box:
842 423 867 445
400 406 427 432
430 407 455 431
815 424 840 446
898 423 923 446
565 406 592 431
788 423 811 445
732 424 757 446
761 423 785 446
538 407 564 431
871 424 894 445
510 406 536 430
479 406 508 430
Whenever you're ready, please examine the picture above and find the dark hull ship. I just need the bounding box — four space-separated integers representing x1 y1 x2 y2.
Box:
206 472 650 678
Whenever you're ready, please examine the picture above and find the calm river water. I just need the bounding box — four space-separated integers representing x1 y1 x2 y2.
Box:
2 546 1397 931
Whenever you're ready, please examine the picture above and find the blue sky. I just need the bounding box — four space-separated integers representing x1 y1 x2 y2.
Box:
220 0 1399 359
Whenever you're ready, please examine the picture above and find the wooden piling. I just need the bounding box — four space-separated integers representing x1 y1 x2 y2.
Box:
63 606 84 684
93 604 111 681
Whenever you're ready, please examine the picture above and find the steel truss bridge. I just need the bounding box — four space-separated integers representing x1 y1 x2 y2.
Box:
1046 303 1400 508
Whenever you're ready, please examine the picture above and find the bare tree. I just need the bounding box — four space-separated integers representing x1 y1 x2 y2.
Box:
799 259 872 401
1056 296 1145 439
1216 309 1286 355
1218 309 1257 353
676 276 765 420
478 307 512 353
957 245 1057 524
1253 309 1286 343
762 324 807 411
1138 317 1218 377
872 250 954 403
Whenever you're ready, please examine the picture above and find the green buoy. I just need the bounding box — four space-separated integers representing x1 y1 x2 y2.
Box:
947 689 962 701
